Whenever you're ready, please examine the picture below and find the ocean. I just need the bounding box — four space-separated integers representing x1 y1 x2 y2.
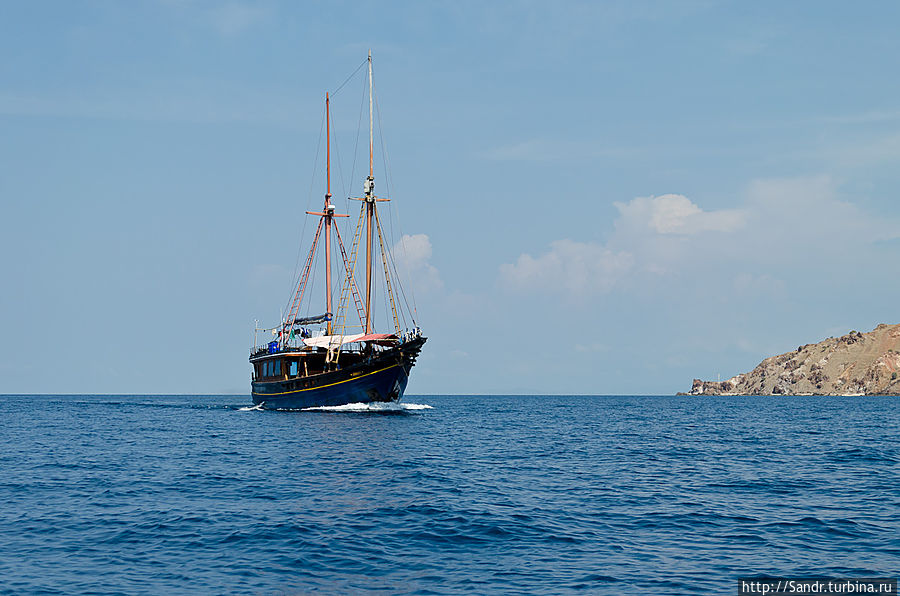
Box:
0 394 897 594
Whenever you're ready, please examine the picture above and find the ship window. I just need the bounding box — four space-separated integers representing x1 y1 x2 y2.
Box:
289 360 298 376
275 360 281 375
264 362 271 377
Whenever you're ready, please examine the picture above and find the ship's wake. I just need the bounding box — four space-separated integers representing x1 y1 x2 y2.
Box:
301 402 433 412
237 403 266 411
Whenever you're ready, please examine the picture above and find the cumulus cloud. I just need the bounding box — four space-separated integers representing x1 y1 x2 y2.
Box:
735 175 900 267
745 175 890 236
499 194 743 298
392 234 443 293
498 176 900 300
499 239 633 298
614 194 745 235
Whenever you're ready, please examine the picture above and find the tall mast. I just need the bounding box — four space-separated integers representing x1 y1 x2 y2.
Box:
301 94 348 339
324 92 333 335
364 50 375 334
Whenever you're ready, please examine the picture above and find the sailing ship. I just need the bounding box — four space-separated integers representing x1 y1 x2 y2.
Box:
249 53 426 409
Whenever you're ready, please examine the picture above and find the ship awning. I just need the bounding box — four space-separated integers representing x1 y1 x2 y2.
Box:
302 333 399 349
303 334 364 349
291 313 332 326
353 333 399 345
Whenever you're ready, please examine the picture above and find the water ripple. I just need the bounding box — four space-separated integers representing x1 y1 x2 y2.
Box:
0 394 897 594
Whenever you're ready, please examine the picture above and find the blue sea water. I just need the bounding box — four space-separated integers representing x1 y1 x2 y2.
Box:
0 394 898 594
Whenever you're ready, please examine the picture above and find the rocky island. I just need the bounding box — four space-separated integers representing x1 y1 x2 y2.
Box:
684 323 900 396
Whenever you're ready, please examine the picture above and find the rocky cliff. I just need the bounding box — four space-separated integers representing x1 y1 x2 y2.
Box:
685 323 900 396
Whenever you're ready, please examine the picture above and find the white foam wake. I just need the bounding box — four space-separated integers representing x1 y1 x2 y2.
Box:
302 402 433 412
237 403 265 411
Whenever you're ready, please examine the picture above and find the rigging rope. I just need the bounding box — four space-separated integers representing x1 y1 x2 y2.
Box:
329 101 348 203
284 101 327 322
284 218 324 344
374 84 419 324
374 207 402 334
347 74 367 211
331 58 368 97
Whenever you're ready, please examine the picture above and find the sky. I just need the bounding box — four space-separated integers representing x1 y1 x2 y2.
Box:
2 1 900 395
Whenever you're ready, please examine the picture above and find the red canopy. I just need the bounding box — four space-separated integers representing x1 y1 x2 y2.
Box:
353 333 399 344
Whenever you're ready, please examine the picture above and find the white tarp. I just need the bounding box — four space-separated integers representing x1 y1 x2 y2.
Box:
303 333 365 349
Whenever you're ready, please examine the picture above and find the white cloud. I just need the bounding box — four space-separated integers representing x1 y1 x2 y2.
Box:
499 239 633 298
615 176 900 272
392 234 443 293
499 194 746 298
742 175 900 250
499 176 900 299
614 194 745 235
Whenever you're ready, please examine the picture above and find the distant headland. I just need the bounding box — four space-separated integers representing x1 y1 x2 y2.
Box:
681 323 900 396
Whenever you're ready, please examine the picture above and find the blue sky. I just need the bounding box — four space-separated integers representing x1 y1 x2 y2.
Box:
2 1 900 394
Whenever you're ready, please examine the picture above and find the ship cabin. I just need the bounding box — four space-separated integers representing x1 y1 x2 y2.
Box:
250 348 342 382
249 332 404 383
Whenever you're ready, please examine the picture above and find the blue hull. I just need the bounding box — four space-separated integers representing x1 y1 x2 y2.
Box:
250 337 425 410
252 363 409 409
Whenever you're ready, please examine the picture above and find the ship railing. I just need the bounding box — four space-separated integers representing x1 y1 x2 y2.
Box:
249 343 373 358
250 345 299 356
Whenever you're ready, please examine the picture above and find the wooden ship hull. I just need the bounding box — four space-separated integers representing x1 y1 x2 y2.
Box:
250 337 425 409
248 53 426 410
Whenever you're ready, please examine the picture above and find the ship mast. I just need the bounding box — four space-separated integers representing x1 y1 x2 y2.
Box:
299 92 348 338
324 92 333 335
364 50 375 334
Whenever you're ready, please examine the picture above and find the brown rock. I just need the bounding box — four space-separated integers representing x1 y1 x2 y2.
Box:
683 323 900 396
